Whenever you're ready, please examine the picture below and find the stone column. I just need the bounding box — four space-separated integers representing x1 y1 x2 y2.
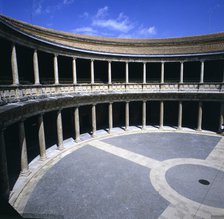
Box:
108 102 113 133
197 102 203 131
125 62 129 84
74 107 80 142
38 114 46 160
125 101 129 130
180 62 184 83
11 44 19 85
160 101 164 129
219 103 224 131
72 57 77 84
0 128 10 200
91 59 94 84
143 62 146 84
54 54 59 85
142 101 146 129
161 62 165 83
19 121 29 175
33 50 40 85
222 65 224 83
178 101 183 129
57 110 64 150
108 61 112 84
92 104 96 137
200 61 204 84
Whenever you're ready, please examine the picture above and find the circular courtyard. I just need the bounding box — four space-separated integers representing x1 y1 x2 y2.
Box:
17 131 224 219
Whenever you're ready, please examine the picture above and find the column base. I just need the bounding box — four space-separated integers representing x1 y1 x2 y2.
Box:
57 145 64 151
20 169 31 177
75 137 80 143
196 128 202 132
39 155 47 161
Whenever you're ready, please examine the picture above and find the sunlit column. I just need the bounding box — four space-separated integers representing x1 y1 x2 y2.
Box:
160 101 164 129
200 61 204 84
54 54 59 85
125 101 129 130
0 128 10 200
11 44 19 85
178 101 183 129
19 121 29 175
125 62 129 84
57 110 64 150
91 59 94 84
72 57 77 84
143 62 146 84
197 102 203 131
92 104 96 137
108 102 113 133
142 100 146 129
74 107 80 142
33 50 40 85
180 61 184 83
38 114 46 160
108 61 112 84
161 61 165 83
219 103 224 130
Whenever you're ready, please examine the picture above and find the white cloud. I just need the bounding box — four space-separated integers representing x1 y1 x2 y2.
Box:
92 18 133 33
74 6 157 38
33 0 73 16
80 12 89 19
96 6 108 18
72 27 98 35
63 0 74 5
138 26 157 36
92 6 133 33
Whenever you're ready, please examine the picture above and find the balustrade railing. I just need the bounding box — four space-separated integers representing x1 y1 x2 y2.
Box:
0 82 223 103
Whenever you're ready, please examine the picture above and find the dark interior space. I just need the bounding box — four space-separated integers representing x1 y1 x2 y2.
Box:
38 51 54 84
96 103 108 130
44 111 57 149
183 61 201 82
204 60 224 82
62 108 74 140
0 37 12 84
76 58 91 83
94 60 108 83
24 116 39 163
5 123 20 190
129 62 143 83
147 101 160 125
164 101 178 127
146 63 161 83
164 62 180 83
16 44 34 85
202 102 220 132
111 62 125 83
79 105 91 134
129 101 142 126
58 56 72 84
113 102 125 128
182 101 198 129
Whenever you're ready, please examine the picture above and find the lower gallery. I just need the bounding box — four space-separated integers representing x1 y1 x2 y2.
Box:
0 15 224 218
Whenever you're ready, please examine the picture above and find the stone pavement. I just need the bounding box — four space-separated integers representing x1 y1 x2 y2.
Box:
10 128 224 219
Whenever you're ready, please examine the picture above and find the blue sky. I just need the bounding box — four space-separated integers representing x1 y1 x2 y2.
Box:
0 0 224 39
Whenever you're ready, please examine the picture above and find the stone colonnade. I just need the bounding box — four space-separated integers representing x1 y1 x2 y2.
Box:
1 101 224 195
10 44 210 86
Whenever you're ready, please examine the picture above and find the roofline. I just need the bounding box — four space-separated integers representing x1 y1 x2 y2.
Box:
1 15 224 58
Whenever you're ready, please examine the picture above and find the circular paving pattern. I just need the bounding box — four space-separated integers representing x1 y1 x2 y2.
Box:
166 164 224 208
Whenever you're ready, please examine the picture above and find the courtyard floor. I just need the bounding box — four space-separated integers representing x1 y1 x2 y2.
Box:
12 128 224 219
